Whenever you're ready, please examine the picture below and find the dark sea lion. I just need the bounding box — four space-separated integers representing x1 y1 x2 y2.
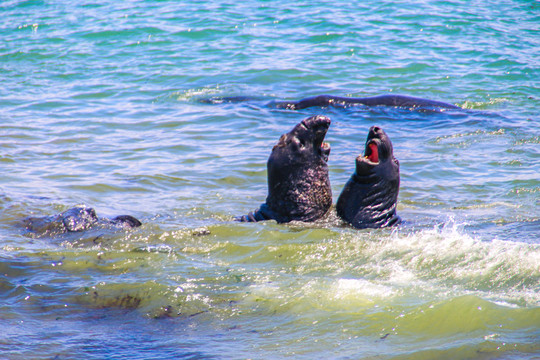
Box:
239 115 332 223
274 94 460 110
337 126 401 229
199 94 459 110
23 206 142 236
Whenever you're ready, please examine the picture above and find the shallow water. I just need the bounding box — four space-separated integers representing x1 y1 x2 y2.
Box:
1 0 539 359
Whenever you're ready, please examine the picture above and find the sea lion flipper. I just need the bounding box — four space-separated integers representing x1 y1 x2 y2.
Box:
236 206 274 223
235 213 256 222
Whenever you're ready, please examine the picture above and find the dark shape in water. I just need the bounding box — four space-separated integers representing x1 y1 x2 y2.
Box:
273 94 460 110
23 206 142 236
337 126 401 229
200 94 460 110
238 115 332 223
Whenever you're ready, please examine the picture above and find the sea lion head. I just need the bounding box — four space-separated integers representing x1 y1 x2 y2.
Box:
265 115 332 222
337 126 401 228
61 206 99 232
271 115 332 163
355 126 398 177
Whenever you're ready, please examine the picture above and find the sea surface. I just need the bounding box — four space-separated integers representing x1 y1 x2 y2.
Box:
0 0 539 359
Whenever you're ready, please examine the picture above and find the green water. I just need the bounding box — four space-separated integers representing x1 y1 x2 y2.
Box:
0 0 538 359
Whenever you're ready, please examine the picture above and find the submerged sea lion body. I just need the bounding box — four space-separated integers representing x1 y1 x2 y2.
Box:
239 115 332 223
200 94 459 110
23 206 142 236
274 94 460 110
337 126 401 229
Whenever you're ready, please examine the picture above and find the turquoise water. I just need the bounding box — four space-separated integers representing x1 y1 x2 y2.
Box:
1 0 539 359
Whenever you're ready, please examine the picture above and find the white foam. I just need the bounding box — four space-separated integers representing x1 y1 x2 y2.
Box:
358 219 540 306
243 219 539 311
332 278 396 300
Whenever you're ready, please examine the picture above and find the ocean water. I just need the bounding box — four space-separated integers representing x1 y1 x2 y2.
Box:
0 0 539 359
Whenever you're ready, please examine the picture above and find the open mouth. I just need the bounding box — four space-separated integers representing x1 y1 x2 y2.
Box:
363 139 379 164
301 115 331 162
319 141 331 162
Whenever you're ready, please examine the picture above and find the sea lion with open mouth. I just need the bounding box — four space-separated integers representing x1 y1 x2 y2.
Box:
239 115 332 223
337 126 401 229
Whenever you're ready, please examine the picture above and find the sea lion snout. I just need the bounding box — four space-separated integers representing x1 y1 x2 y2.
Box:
368 125 382 136
364 126 393 162
297 115 331 160
300 115 331 139
366 126 385 143
301 114 331 129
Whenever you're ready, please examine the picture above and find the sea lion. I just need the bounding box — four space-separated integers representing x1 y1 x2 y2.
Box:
23 206 142 236
336 126 401 229
239 115 332 223
199 94 459 110
274 94 460 110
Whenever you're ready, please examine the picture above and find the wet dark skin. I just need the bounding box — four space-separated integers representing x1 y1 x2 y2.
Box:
201 94 460 110
239 115 332 223
23 206 142 236
273 94 460 110
337 126 401 229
